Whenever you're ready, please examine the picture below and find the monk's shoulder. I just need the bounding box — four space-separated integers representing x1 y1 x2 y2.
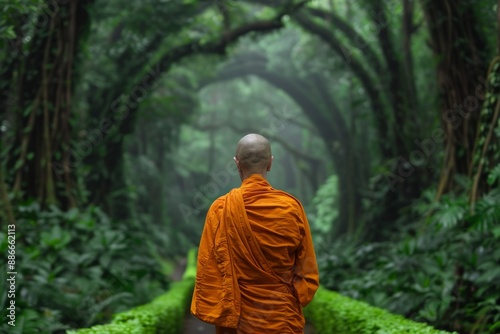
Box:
204 196 226 231
208 187 243 214
208 195 226 214
273 189 305 212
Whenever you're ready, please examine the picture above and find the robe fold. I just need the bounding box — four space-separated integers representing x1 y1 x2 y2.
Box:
191 175 319 334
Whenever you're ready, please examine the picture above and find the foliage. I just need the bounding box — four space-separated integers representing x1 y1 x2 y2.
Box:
165 69 327 242
182 248 198 280
0 203 170 334
1 0 499 332
309 175 339 234
0 0 44 46
66 279 194 334
67 249 197 334
316 176 500 333
304 287 457 334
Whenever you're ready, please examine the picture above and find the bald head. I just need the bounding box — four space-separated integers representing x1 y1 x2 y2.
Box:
235 134 272 173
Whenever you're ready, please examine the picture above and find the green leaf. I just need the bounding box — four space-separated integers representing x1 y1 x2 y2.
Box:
14 158 23 171
487 164 500 185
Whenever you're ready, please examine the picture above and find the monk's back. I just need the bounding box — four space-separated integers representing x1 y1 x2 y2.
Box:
240 176 304 276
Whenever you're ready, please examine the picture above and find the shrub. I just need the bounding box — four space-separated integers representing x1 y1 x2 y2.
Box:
314 175 500 333
304 287 457 334
0 203 170 333
67 279 194 334
66 248 197 334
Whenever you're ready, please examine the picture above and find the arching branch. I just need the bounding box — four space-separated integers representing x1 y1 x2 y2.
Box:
293 12 392 157
363 0 409 152
260 98 319 134
82 2 308 213
199 54 362 237
307 7 385 78
208 61 339 148
155 1 308 69
192 119 322 165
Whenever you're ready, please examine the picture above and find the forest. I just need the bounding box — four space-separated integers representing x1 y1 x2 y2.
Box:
0 0 499 333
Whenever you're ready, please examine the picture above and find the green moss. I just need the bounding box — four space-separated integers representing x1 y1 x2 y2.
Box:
182 248 197 280
304 287 458 334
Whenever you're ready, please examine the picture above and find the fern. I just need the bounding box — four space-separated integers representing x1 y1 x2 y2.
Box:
311 174 338 234
487 164 500 185
433 195 467 229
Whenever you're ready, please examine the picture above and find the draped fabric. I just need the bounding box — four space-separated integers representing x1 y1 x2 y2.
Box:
191 175 319 333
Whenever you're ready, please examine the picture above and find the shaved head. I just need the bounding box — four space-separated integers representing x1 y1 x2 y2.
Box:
235 134 272 173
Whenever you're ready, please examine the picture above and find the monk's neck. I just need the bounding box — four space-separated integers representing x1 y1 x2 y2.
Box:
241 172 267 182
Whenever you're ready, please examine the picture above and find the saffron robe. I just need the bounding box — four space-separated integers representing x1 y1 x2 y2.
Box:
191 175 319 333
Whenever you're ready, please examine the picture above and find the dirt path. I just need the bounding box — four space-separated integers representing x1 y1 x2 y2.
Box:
182 312 214 333
182 312 315 334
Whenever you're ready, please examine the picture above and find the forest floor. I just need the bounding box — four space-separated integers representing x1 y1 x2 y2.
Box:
182 312 315 334
182 313 213 333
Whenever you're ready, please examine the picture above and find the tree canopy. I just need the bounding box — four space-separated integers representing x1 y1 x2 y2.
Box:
1 0 499 333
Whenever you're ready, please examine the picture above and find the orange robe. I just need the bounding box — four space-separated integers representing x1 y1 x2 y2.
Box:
191 175 319 334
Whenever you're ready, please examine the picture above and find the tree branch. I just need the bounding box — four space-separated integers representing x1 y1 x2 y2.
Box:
259 97 319 134
215 61 339 145
306 7 385 78
157 1 308 69
293 12 392 157
192 118 322 164
364 0 410 152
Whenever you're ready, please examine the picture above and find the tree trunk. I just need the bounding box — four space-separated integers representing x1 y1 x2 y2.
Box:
6 0 93 209
0 165 16 227
469 1 500 204
421 0 489 198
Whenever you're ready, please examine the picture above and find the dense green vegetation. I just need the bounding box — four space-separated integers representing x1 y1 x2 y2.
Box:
304 287 457 334
67 249 196 334
0 203 171 333
314 176 500 333
1 0 499 333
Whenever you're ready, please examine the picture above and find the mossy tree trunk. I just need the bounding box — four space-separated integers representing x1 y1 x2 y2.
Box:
470 1 500 205
421 0 490 198
4 0 93 209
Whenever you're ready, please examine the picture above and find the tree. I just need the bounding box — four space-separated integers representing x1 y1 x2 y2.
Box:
470 0 500 204
232 0 440 240
1 0 306 215
421 0 493 198
76 0 306 219
2 0 93 209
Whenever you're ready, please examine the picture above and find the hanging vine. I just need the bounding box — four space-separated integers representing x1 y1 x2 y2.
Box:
470 57 500 205
8 0 92 209
469 0 500 205
421 0 490 198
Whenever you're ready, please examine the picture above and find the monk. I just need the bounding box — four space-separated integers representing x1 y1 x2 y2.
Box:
191 134 319 334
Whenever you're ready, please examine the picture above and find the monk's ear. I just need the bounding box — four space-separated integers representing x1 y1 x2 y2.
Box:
233 157 241 171
267 156 273 171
